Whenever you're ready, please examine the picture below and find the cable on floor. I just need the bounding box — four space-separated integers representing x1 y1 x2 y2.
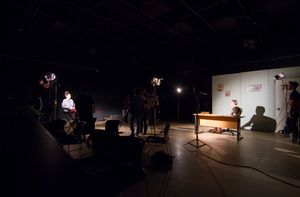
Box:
144 142 174 197
193 147 300 189
158 143 173 197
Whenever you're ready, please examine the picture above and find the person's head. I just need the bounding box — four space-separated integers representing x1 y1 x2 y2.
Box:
255 106 265 116
288 81 299 91
231 100 238 108
38 79 44 85
65 91 71 99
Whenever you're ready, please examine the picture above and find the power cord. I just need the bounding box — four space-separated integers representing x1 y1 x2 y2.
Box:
194 148 300 189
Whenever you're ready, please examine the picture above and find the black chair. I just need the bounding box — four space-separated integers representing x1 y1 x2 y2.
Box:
146 123 170 144
222 109 243 136
60 108 86 152
62 108 77 122
105 119 121 136
79 135 146 196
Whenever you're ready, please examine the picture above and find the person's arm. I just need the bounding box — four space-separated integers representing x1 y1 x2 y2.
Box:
241 115 254 128
289 98 297 113
70 99 75 109
288 91 299 115
241 121 251 129
62 100 67 109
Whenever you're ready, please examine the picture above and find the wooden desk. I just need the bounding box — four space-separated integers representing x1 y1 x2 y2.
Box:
193 114 243 141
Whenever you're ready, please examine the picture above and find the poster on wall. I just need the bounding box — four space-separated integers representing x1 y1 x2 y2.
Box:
225 90 231 97
217 84 223 91
247 84 262 92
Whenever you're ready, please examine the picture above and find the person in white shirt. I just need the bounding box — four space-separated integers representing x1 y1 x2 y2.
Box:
62 91 76 113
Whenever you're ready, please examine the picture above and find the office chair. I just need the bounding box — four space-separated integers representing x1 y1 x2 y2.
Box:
61 108 85 152
222 108 243 136
105 119 121 136
145 123 170 144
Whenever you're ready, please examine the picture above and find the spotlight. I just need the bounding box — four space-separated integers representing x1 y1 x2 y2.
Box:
274 72 285 80
176 87 182 120
176 87 182 94
45 72 56 81
152 77 163 86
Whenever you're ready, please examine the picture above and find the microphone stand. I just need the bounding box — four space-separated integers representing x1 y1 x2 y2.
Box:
184 90 211 149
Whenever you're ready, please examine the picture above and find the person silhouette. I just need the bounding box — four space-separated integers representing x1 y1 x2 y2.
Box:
129 88 145 136
75 85 95 144
242 106 276 132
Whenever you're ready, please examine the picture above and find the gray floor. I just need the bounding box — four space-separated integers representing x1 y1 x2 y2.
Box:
66 122 300 197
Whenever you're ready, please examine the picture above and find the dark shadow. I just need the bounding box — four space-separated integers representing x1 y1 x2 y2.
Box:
242 106 276 132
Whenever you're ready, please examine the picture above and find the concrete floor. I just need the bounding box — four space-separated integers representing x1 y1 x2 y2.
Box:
65 122 300 197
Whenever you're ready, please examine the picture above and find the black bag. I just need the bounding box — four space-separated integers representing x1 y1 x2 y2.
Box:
150 151 173 173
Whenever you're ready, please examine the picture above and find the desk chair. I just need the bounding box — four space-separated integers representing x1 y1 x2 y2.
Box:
144 123 171 156
221 109 243 136
105 119 121 136
61 108 85 152
63 108 77 122
146 123 170 144
79 136 147 196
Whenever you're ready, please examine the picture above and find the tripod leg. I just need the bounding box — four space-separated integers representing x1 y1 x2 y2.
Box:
184 133 211 149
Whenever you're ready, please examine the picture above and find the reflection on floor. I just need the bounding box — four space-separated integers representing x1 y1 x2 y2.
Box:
64 122 300 197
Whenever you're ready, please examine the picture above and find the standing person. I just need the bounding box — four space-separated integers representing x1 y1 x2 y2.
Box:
122 94 131 124
75 85 95 129
141 88 150 135
36 78 51 112
129 88 144 137
286 81 300 144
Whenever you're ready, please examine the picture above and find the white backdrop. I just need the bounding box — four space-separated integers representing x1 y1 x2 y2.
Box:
212 66 300 132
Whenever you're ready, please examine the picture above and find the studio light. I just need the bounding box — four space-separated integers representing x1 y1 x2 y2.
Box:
152 77 163 86
151 76 163 135
274 72 286 80
176 87 182 120
45 72 56 81
176 87 182 94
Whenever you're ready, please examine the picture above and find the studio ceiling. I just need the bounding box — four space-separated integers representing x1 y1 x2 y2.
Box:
6 0 300 75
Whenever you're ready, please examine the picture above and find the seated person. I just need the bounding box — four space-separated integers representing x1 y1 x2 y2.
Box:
211 99 242 134
62 91 76 113
231 99 242 117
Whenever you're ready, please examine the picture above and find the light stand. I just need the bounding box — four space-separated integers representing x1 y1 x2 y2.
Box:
45 72 57 121
176 87 182 121
151 77 163 136
184 89 210 149
274 72 288 132
184 114 211 149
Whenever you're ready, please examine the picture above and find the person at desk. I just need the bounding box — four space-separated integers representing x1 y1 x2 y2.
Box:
231 99 242 117
210 100 242 134
230 99 243 140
